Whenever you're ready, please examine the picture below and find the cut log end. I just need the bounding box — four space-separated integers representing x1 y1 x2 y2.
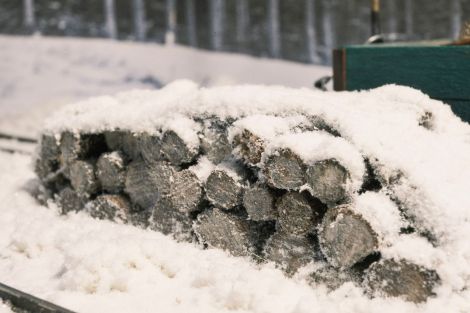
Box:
56 187 86 214
104 130 141 160
194 208 257 257
263 231 316 275
205 169 245 210
167 169 203 214
319 204 378 269
125 160 176 209
87 194 133 222
306 159 350 207
364 259 440 303
160 130 198 165
232 129 265 165
69 160 99 197
97 151 127 193
243 185 277 221
276 192 322 236
138 133 164 164
35 134 60 181
200 120 231 164
150 198 195 242
264 149 305 190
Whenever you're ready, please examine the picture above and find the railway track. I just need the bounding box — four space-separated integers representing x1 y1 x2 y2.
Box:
0 282 75 313
0 132 37 155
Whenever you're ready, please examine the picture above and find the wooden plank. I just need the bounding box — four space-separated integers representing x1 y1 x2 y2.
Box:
334 44 470 123
446 100 470 123
343 45 470 100
332 48 346 91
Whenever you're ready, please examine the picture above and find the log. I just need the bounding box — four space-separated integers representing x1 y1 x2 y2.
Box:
166 169 203 214
264 149 305 190
96 151 127 193
276 192 323 236
60 132 107 174
363 259 440 303
34 134 60 182
200 119 232 164
306 159 350 207
193 208 258 257
56 187 86 214
263 231 316 275
294 116 341 137
87 194 133 222
124 159 176 209
104 130 140 160
243 185 277 221
160 130 199 165
138 132 164 164
318 204 378 269
205 167 246 210
150 197 195 242
232 129 265 165
69 160 99 197
308 263 358 290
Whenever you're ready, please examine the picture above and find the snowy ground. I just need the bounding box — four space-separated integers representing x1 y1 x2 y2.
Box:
0 35 329 137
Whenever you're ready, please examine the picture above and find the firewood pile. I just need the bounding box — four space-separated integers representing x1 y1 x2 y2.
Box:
34 111 440 303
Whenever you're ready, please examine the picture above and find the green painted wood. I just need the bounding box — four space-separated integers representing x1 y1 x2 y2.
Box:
344 45 470 100
338 44 470 123
446 100 470 123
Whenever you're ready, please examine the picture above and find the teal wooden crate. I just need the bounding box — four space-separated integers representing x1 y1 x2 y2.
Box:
333 43 470 123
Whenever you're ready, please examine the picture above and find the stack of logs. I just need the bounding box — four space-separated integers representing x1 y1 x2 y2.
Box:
34 116 439 303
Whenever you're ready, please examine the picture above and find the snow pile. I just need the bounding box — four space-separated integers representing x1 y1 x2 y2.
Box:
2 81 470 312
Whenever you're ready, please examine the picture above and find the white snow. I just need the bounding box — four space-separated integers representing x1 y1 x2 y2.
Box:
1 151 470 313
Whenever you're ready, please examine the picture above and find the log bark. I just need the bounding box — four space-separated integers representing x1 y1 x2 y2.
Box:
166 169 203 214
96 151 127 193
69 160 99 197
193 208 257 257
160 130 199 165
200 119 231 164
263 231 316 275
87 194 133 222
276 191 323 236
318 204 378 269
306 159 349 207
243 185 277 221
56 187 86 214
205 167 245 210
264 149 305 190
125 159 176 209
363 259 439 303
232 129 265 165
151 197 195 242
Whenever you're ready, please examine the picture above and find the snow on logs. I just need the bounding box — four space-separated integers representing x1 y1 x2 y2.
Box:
35 109 440 302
